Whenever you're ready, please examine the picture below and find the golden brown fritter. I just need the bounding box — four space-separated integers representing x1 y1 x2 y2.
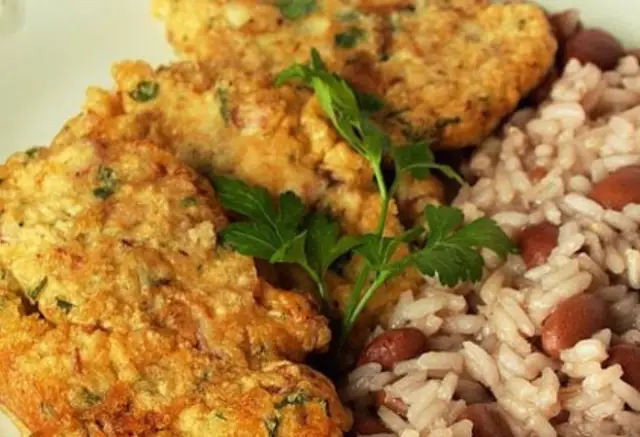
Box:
0 137 349 435
151 0 557 148
53 60 435 335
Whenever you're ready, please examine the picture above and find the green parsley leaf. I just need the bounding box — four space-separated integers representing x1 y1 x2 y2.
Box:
274 63 311 87
276 0 316 20
392 141 436 180
411 205 516 286
352 235 403 271
220 222 281 260
270 232 308 264
412 243 484 287
276 192 305 230
354 89 384 114
448 216 518 259
392 141 465 184
129 81 159 103
310 48 328 71
423 205 464 243
213 177 276 225
306 213 362 277
334 26 366 49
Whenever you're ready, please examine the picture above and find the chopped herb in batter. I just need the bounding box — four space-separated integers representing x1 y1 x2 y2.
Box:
81 388 102 407
55 298 74 313
212 411 226 421
337 10 358 22
275 391 308 409
93 166 117 200
129 81 159 102
181 196 197 207
28 277 48 300
216 87 231 126
25 147 42 159
334 26 366 48
264 416 280 437
40 402 55 418
200 369 211 381
150 278 171 287
276 0 316 20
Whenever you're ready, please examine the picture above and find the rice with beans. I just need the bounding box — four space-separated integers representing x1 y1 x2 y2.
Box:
344 55 640 437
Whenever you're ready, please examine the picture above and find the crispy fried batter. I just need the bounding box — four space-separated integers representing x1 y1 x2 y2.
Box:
151 0 556 148
53 60 436 336
0 138 349 435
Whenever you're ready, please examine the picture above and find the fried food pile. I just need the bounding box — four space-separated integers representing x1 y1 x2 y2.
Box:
0 0 559 434
152 0 557 148
0 135 349 435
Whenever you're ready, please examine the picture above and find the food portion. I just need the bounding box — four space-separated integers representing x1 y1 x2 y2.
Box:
55 58 445 341
0 136 350 435
7 2 640 437
344 48 640 437
151 0 557 148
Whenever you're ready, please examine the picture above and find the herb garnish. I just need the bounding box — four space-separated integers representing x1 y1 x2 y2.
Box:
334 26 366 49
213 179 357 301
180 196 197 208
28 277 48 300
216 87 231 126
276 0 316 20
80 388 101 407
129 81 159 103
25 147 42 159
212 411 226 421
275 391 308 409
40 402 55 418
55 298 74 314
217 50 515 345
93 166 117 200
264 416 280 437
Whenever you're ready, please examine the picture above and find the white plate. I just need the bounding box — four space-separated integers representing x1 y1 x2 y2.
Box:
0 0 172 157
0 0 636 435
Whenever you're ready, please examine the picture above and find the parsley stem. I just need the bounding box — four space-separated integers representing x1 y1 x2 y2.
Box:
339 164 397 345
341 264 371 329
298 262 327 300
372 165 389 238
343 271 392 335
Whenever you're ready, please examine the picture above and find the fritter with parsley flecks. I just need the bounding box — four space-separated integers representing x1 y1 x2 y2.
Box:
151 0 556 148
0 137 349 435
53 60 436 339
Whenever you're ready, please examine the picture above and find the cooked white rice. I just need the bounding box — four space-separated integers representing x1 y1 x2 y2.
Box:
344 56 640 437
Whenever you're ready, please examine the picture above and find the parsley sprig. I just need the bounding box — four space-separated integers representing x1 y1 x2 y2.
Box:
213 178 359 301
215 50 515 345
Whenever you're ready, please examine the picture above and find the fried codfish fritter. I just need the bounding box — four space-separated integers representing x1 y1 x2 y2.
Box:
151 0 557 148
53 60 437 337
0 138 349 435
